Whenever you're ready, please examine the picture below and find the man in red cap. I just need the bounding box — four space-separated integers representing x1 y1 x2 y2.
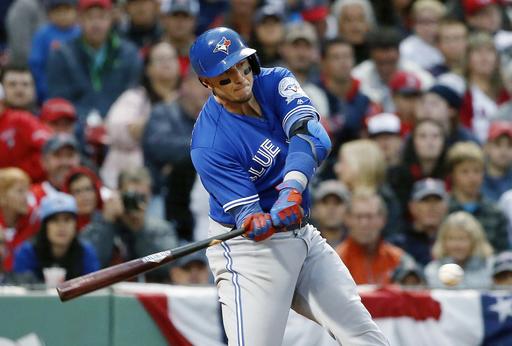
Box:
482 121 512 201
40 98 77 135
389 70 423 135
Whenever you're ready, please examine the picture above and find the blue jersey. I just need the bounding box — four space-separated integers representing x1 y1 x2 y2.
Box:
191 67 319 226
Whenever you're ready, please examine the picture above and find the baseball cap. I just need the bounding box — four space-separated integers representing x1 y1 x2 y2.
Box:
174 249 208 268
44 0 77 9
284 21 317 45
43 134 79 155
161 0 199 16
411 178 448 201
39 192 77 222
254 5 285 24
463 0 498 16
389 71 422 95
301 0 329 22
313 180 350 203
78 0 111 10
367 113 401 136
487 121 512 141
40 98 77 123
391 260 425 284
493 251 512 276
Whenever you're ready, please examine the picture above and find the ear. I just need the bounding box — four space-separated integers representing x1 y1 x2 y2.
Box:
198 77 211 89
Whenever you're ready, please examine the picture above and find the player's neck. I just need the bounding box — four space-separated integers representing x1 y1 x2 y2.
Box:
217 95 262 117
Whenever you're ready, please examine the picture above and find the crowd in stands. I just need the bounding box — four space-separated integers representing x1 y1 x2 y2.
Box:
1 0 512 289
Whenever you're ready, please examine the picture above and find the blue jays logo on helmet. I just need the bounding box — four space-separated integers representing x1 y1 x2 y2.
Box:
189 27 259 78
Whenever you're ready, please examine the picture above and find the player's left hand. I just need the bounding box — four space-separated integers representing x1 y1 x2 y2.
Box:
270 180 304 229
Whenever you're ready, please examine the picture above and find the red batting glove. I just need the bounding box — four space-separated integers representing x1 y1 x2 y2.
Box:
243 213 276 242
270 180 304 229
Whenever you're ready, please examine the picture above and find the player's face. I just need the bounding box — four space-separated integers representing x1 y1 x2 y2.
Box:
205 60 254 103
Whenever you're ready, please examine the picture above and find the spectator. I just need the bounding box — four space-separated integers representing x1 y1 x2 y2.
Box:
492 59 512 121
30 134 81 204
390 260 426 286
336 189 413 285
250 5 285 67
0 168 40 272
62 166 103 232
336 139 403 237
300 0 330 40
331 0 375 64
160 0 198 76
498 188 512 245
389 118 447 209
482 121 512 202
447 141 510 251
28 0 80 103
391 178 449 266
118 0 161 50
399 0 445 70
40 98 77 135
6 0 46 64
279 21 328 117
80 167 178 282
208 0 258 43
366 112 402 168
388 70 423 135
13 192 100 282
1 64 37 112
170 249 210 285
492 251 512 286
425 211 494 288
47 0 142 121
352 26 433 112
101 41 180 189
430 18 468 77
311 180 350 249
143 71 209 241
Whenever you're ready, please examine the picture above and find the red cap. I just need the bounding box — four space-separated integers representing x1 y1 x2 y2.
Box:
78 0 112 11
302 6 329 22
488 121 512 141
463 0 498 16
389 71 422 95
40 98 77 123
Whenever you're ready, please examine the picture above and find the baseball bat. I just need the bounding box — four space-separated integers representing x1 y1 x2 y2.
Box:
56 227 246 302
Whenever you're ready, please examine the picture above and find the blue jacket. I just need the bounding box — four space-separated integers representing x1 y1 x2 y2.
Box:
482 168 512 202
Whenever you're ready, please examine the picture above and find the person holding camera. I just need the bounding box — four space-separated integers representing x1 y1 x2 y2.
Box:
80 167 178 282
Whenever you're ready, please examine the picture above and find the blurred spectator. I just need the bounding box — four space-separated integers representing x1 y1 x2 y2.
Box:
0 168 39 272
30 134 81 203
390 259 426 286
160 0 199 76
447 141 510 251
389 119 447 209
492 251 512 286
101 41 180 189
388 70 423 134
13 192 100 282
47 0 142 121
0 90 51 183
209 0 258 43
498 188 512 245
29 0 80 103
391 178 449 266
425 211 494 288
300 0 330 40
0 64 37 112
250 5 285 67
430 18 468 77
40 97 77 135
492 59 512 121
62 166 103 232
80 167 178 281
399 0 445 70
311 179 350 248
118 0 161 50
336 139 403 237
366 112 402 168
352 26 433 113
331 0 375 64
482 122 512 202
143 71 209 241
336 189 413 285
369 0 412 34
279 21 328 117
6 0 46 64
460 32 505 143
170 249 210 285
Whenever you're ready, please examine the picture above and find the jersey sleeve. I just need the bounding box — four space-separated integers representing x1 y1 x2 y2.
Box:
191 147 259 213
272 68 319 137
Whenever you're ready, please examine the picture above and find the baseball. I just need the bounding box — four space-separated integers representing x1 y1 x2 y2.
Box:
438 263 464 286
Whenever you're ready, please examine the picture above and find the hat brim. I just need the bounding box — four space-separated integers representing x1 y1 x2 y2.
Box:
201 48 256 78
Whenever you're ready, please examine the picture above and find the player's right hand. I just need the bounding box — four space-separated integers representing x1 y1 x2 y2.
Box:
242 213 276 242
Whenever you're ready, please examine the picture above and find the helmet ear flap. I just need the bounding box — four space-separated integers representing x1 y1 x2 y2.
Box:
248 54 261 75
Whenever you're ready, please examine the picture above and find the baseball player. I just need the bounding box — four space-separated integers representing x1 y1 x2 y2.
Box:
189 27 389 346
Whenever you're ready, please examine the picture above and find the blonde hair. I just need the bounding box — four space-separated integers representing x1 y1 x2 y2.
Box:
0 167 30 195
339 139 387 189
466 32 501 98
412 0 446 19
431 211 494 259
446 141 484 173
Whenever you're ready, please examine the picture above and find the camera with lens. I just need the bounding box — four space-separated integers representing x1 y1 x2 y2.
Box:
121 191 146 212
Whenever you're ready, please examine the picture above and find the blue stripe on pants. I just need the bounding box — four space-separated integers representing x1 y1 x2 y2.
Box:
222 242 245 346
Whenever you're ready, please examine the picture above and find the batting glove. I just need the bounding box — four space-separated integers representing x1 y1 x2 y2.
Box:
270 180 303 229
243 213 276 242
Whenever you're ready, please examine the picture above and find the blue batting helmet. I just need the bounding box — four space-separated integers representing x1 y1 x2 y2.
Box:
190 27 260 78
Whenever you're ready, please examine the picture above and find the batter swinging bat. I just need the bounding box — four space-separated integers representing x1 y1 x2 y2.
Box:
56 227 246 302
